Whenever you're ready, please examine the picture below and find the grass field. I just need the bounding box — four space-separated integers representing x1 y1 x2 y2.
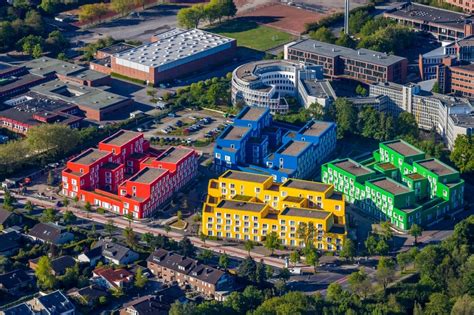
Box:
206 19 295 51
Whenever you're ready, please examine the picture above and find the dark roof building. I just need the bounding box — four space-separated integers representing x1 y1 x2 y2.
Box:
119 295 169 315
29 256 76 276
67 285 108 307
0 208 22 227
29 290 76 315
0 230 21 256
1 303 36 315
92 239 139 265
28 222 74 245
0 269 33 294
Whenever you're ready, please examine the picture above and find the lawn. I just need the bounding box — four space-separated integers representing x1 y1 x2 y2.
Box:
206 19 295 51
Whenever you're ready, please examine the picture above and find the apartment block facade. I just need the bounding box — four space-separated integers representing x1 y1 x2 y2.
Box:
369 82 474 150
322 140 464 230
201 170 346 250
284 39 408 84
214 106 336 182
61 130 198 218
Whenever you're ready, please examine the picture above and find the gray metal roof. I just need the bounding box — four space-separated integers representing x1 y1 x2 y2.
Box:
288 39 406 66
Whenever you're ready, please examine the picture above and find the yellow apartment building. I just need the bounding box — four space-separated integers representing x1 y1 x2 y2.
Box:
201 170 347 251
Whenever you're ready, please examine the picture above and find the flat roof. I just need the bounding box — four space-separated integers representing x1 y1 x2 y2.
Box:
217 200 266 212
301 79 335 99
0 73 44 94
288 39 406 66
237 106 268 121
384 2 472 31
221 125 250 141
280 207 330 219
23 57 84 77
31 80 129 111
370 178 411 195
71 148 109 165
384 140 423 156
98 43 136 55
128 167 167 184
101 130 141 146
300 120 332 137
114 28 234 68
221 170 270 183
234 60 299 82
334 159 374 176
282 179 331 192
278 140 310 156
156 147 192 163
417 159 457 176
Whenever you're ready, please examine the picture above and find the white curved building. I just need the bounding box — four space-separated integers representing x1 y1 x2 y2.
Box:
231 60 333 114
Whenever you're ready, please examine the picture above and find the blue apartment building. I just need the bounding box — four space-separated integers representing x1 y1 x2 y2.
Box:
214 106 336 182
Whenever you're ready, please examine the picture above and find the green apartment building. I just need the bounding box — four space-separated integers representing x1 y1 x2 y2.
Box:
321 139 464 230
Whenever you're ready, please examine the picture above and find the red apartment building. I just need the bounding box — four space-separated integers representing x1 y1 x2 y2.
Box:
61 130 198 218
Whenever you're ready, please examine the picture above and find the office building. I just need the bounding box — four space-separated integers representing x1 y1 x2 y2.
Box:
322 139 465 230
214 106 336 182
369 81 474 149
444 0 473 13
96 28 236 85
384 2 474 41
61 130 198 218
231 60 334 113
201 170 346 250
284 39 408 84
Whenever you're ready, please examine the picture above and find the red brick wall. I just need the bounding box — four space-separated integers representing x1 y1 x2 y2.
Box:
90 62 113 75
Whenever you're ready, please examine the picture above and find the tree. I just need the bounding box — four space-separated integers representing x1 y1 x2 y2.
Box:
340 239 356 261
41 208 56 222
335 98 358 139
123 227 137 248
397 112 419 139
110 286 124 298
375 238 389 256
348 268 371 299
177 210 183 221
32 43 43 58
111 0 133 16
3 188 15 211
79 3 109 24
364 234 378 256
141 232 154 246
84 201 92 212
396 251 412 272
238 256 257 282
297 222 315 248
264 232 280 256
425 293 451 315
221 0 237 19
409 224 423 245
134 0 146 10
165 225 171 235
177 5 205 29
326 282 344 302
26 124 80 158
376 257 396 292
19 34 43 56
35 256 56 290
24 200 34 213
310 26 335 43
63 210 76 224
432 81 440 93
105 219 116 237
219 253 229 270
305 247 320 273
451 295 474 315
198 249 213 264
450 135 474 173
289 251 300 267
134 266 148 288
380 221 394 241
244 240 254 257
39 0 59 15
355 84 368 96
335 32 357 48
46 30 69 55
178 237 195 257
274 279 286 296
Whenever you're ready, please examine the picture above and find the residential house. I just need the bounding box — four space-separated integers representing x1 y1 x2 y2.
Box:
0 269 34 295
119 295 169 315
92 267 133 290
0 209 22 228
0 303 36 315
29 256 76 276
28 223 74 245
147 249 234 301
0 230 21 256
67 285 108 307
76 246 102 267
28 290 75 315
92 240 139 265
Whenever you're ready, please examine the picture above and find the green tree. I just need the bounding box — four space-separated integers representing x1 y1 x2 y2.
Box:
376 257 396 291
3 189 15 211
310 26 335 43
84 201 92 212
355 84 368 96
348 268 371 299
335 98 358 139
375 238 389 256
110 286 124 298
297 222 315 248
78 3 109 24
340 238 356 261
432 81 440 93
105 219 116 237
177 5 205 29
238 256 257 282
335 32 357 48
219 253 229 270
35 256 56 290
39 0 59 14
304 247 320 273
198 249 213 264
425 293 451 315
244 240 254 257
134 266 148 288
141 232 154 246
326 282 344 302
397 251 412 272
380 221 394 241
264 232 280 256
177 210 183 221
41 208 56 222
32 43 43 58
26 124 80 158
451 295 474 315
63 210 76 224
220 0 237 20
178 237 195 257
410 224 423 245
24 200 34 213
450 135 474 173
364 234 378 256
397 112 419 139
289 251 300 267
165 225 171 235
123 227 137 248
111 0 133 16
19 34 43 56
